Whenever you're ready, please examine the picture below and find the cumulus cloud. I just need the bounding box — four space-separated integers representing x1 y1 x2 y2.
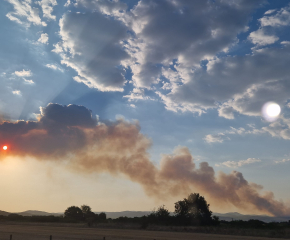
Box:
248 28 279 46
14 69 32 77
53 0 264 93
162 45 290 117
259 4 290 27
55 10 130 91
216 158 261 168
38 33 49 44
6 0 46 26
121 0 264 88
0 103 289 216
248 4 290 47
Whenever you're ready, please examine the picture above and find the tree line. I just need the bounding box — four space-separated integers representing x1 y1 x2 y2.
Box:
62 193 219 226
1 193 290 231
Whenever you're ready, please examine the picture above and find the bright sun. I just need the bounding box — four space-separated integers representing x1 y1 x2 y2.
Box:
3 146 8 150
262 102 281 122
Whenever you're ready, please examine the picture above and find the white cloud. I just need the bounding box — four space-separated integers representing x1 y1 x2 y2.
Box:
12 90 21 96
124 88 154 102
261 121 290 140
14 69 32 77
248 28 279 46
216 158 261 168
51 42 63 53
204 116 290 143
45 64 63 72
6 0 46 26
260 5 290 27
204 133 227 143
281 41 290 45
23 79 34 84
275 159 290 164
37 0 57 20
64 0 71 7
38 33 49 44
264 9 276 15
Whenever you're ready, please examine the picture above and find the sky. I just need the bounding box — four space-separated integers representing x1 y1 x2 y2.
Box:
0 0 290 216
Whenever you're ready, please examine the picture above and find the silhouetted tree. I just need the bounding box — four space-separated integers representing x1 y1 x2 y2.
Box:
81 205 95 226
64 206 83 221
148 205 171 225
98 212 106 221
175 193 217 225
81 205 92 215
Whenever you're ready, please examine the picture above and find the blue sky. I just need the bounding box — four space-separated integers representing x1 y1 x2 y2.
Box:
1 0 290 215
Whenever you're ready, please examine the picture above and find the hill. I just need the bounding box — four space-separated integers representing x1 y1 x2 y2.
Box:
0 210 10 216
16 210 62 216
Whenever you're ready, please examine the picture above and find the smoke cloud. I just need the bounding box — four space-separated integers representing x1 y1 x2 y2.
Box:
0 103 289 216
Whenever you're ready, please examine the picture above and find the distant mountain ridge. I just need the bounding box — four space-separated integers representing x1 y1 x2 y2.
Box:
1 210 289 223
214 212 290 223
16 210 62 216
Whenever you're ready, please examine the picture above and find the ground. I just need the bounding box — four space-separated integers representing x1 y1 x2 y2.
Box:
0 223 286 240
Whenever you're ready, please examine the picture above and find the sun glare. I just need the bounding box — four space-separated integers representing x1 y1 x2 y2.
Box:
262 102 281 122
3 146 8 151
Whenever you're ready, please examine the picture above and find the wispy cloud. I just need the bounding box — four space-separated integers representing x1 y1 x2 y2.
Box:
14 69 32 77
24 79 34 84
204 133 228 143
275 159 290 164
216 158 261 168
6 0 46 26
45 64 63 72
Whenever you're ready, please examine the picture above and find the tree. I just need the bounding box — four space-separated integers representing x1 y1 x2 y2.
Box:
81 205 95 218
147 205 171 225
174 193 217 225
81 205 92 215
98 212 106 221
64 206 83 221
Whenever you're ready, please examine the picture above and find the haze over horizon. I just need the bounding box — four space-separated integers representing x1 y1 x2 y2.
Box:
0 0 290 216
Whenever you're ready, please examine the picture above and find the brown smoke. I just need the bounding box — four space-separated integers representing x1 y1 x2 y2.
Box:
0 103 289 216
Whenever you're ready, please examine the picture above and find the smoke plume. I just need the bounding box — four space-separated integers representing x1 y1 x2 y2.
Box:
0 103 289 216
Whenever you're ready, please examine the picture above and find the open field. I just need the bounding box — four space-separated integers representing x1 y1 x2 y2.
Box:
0 223 287 240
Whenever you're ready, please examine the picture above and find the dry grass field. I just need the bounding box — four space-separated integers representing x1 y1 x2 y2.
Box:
0 223 287 240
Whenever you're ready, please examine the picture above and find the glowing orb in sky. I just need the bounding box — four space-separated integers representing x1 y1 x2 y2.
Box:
262 102 281 122
3 146 8 150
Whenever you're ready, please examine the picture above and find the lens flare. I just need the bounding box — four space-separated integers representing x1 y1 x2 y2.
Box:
3 146 8 150
262 102 281 122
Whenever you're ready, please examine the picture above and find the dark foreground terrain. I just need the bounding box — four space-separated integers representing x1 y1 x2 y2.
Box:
0 223 288 240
